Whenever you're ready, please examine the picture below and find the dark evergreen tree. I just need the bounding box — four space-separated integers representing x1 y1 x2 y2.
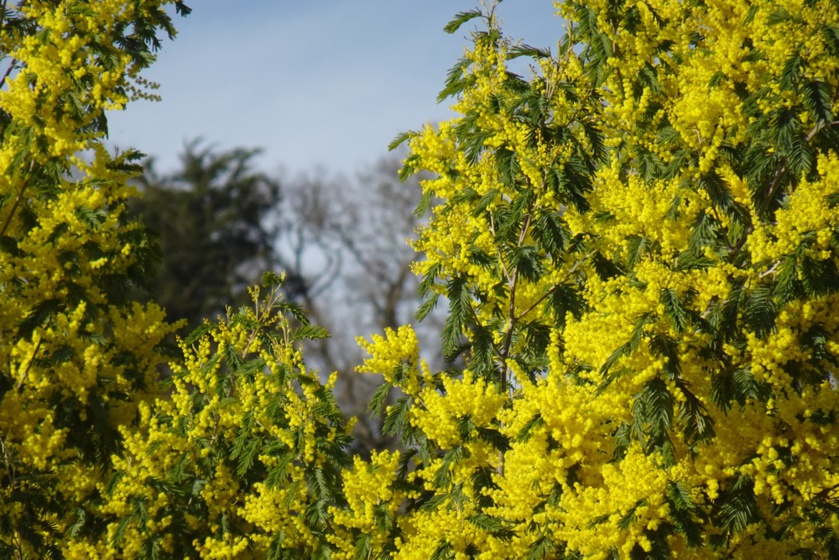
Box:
131 142 281 328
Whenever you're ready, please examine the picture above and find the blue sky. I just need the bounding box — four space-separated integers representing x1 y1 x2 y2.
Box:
107 1 562 175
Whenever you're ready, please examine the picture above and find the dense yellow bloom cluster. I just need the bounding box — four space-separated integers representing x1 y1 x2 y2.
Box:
328 450 409 558
0 0 188 554
357 325 430 396
65 286 350 556
413 372 506 450
345 0 839 556
6 0 839 556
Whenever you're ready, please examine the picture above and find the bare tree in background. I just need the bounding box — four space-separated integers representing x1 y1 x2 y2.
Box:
273 152 444 455
134 143 442 455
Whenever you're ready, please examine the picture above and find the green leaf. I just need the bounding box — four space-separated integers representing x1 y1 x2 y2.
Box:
476 427 510 452
514 413 544 443
649 333 680 379
470 323 496 377
467 513 513 539
822 25 839 55
744 284 776 338
262 270 284 287
526 536 556 560
773 256 798 305
548 283 585 328
507 43 552 59
382 397 413 437
719 475 758 533
612 421 631 462
801 255 839 296
400 153 421 182
414 189 435 217
442 277 471 358
472 188 499 218
368 382 392 418
418 262 441 298
666 480 695 511
677 382 715 445
267 531 287 560
388 129 417 152
626 235 649 268
801 79 833 124
66 508 87 539
712 367 773 412
353 533 372 560
767 6 805 24
635 378 675 443
443 9 482 34
437 56 475 102
265 455 292 489
416 292 440 322
660 288 689 333
771 107 814 176
618 498 647 529
292 324 330 341
431 541 454 560
600 343 628 379
235 439 259 476
508 244 544 282
532 210 569 262
780 52 804 91
495 148 520 187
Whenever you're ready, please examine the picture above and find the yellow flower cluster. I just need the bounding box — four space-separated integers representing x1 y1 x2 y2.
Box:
357 325 430 396
371 0 839 556
74 287 350 556
0 1 191 554
413 372 506 450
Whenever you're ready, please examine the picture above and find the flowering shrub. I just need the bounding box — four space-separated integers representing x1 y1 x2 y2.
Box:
0 1 188 555
350 0 839 556
3 0 839 557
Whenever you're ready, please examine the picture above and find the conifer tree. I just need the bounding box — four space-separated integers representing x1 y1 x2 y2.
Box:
132 142 281 330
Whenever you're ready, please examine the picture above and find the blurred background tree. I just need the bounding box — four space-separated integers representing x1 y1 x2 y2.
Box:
130 141 281 329
131 142 444 454
274 154 445 453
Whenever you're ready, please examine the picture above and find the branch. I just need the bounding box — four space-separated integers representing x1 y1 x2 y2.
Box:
0 57 17 91
0 160 34 238
498 207 534 391
15 337 42 392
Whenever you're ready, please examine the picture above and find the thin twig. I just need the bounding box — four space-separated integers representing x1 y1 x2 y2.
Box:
0 160 35 238
513 254 590 323
0 58 16 91
15 337 41 391
499 266 518 393
498 206 535 392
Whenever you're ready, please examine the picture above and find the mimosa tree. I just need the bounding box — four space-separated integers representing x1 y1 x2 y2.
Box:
347 0 839 557
0 1 188 555
4 0 839 558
